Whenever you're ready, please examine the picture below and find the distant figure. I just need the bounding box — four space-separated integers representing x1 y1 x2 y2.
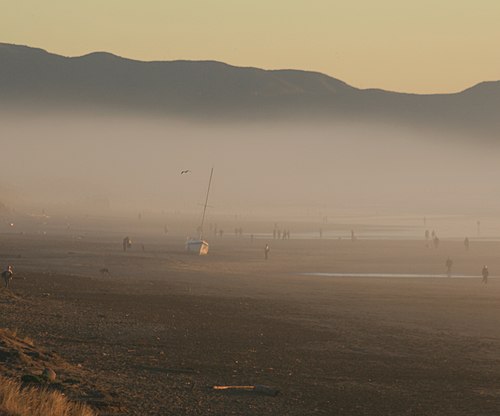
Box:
319 229 323 239
123 236 132 252
445 257 453 277
351 230 355 241
2 265 13 289
264 244 270 260
425 230 430 240
464 237 470 251
433 236 440 249
482 265 489 284
250 234 254 243
164 225 169 234
142 244 145 252
431 230 436 239
219 229 224 238
477 220 481 236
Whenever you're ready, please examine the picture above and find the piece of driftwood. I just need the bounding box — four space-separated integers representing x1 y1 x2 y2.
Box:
212 384 279 396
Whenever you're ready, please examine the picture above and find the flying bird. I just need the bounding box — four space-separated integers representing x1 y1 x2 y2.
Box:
181 170 191 175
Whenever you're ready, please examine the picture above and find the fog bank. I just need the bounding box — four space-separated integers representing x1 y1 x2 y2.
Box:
1 113 498 218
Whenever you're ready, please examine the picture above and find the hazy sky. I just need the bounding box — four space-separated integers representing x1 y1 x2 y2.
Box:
2 0 499 93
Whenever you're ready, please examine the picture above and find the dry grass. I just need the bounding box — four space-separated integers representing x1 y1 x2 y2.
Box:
0 375 95 416
6 328 17 338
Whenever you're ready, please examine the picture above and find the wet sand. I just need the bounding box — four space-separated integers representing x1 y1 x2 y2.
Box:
2 233 500 415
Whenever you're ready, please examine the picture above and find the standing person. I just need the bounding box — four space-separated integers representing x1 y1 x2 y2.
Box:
2 265 13 289
264 244 270 260
445 257 453 277
482 265 489 284
425 230 430 241
123 236 131 252
464 237 470 251
433 236 440 249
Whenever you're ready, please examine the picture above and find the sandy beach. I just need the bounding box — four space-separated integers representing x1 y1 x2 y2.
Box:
2 229 500 415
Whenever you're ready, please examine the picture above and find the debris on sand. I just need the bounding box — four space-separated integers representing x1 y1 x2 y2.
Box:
43 367 57 382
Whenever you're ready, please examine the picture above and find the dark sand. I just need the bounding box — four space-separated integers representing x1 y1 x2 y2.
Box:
2 233 500 415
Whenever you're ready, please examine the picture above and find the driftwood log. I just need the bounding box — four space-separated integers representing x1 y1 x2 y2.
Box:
212 384 280 396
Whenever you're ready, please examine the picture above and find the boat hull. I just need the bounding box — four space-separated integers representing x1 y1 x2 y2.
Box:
186 239 209 255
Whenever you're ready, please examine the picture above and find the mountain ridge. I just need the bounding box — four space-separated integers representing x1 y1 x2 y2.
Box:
3 42 497 95
0 43 498 134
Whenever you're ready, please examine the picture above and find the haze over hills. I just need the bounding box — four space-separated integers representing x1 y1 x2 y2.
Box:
0 42 499 135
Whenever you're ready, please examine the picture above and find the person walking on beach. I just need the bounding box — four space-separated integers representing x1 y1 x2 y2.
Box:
264 244 270 260
445 257 453 277
2 265 13 289
464 237 470 251
482 265 489 284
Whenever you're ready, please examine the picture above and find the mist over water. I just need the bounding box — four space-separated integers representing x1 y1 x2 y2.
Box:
1 111 499 219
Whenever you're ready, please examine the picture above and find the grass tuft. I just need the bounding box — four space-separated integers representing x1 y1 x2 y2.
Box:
0 375 95 416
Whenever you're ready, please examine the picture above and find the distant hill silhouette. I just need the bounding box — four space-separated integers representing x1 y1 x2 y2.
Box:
1 43 498 133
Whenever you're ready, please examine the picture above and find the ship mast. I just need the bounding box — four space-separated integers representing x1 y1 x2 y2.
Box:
199 167 214 239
